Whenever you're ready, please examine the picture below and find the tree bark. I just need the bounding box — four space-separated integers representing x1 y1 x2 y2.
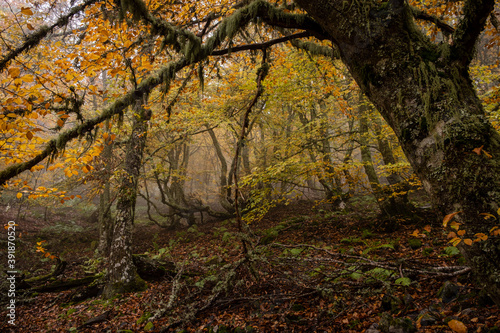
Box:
295 0 500 304
102 96 151 298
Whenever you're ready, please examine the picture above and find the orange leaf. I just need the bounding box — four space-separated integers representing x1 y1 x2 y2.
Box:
57 119 64 127
21 7 33 15
26 131 33 140
423 225 431 232
443 212 461 227
448 319 467 333
447 231 457 239
8 67 20 78
463 238 473 246
475 233 488 241
457 229 466 236
16 192 22 199
472 146 483 155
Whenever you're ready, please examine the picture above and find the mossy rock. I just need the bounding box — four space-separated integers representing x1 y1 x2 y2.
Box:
378 312 417 333
437 281 460 304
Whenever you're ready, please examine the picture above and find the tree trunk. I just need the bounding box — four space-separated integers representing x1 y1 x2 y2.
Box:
296 0 500 304
102 96 151 298
97 123 114 257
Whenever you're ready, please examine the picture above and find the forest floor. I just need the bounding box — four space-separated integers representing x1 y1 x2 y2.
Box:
1 197 499 332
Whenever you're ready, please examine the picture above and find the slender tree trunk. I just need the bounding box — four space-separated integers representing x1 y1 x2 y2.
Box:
358 99 383 198
103 96 151 298
359 95 415 219
97 132 113 257
297 0 500 304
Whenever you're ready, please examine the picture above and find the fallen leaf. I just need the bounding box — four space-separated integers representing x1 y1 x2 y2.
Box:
448 319 467 333
443 212 461 227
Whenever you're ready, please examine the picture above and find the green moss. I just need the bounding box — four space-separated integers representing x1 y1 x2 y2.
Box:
107 272 147 297
407 238 422 249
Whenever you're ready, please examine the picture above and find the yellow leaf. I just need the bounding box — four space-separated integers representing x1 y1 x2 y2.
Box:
464 238 473 246
21 7 33 15
450 221 461 230
450 238 462 246
443 211 461 227
411 229 420 237
448 319 467 333
480 213 496 220
16 192 22 199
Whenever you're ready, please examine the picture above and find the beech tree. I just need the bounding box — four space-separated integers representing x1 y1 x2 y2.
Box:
294 0 500 305
1 0 499 303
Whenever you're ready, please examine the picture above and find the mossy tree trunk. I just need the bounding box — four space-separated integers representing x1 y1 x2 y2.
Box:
102 96 151 298
296 0 500 304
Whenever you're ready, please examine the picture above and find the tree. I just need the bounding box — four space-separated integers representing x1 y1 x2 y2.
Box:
1 0 499 304
294 0 500 304
102 95 150 298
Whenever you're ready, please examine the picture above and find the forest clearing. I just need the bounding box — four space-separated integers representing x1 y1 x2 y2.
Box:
1 0 500 332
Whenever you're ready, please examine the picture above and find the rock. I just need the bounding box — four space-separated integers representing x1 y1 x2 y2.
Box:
381 294 402 313
379 312 417 333
366 323 381 333
418 312 437 326
437 281 460 303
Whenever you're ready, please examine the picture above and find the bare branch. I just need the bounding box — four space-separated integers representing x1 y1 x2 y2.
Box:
210 31 313 56
452 0 496 66
410 6 455 35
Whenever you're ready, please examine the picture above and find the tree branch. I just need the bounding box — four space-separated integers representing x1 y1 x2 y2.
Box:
210 31 313 56
410 6 455 35
0 58 188 185
0 0 99 72
451 0 496 66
